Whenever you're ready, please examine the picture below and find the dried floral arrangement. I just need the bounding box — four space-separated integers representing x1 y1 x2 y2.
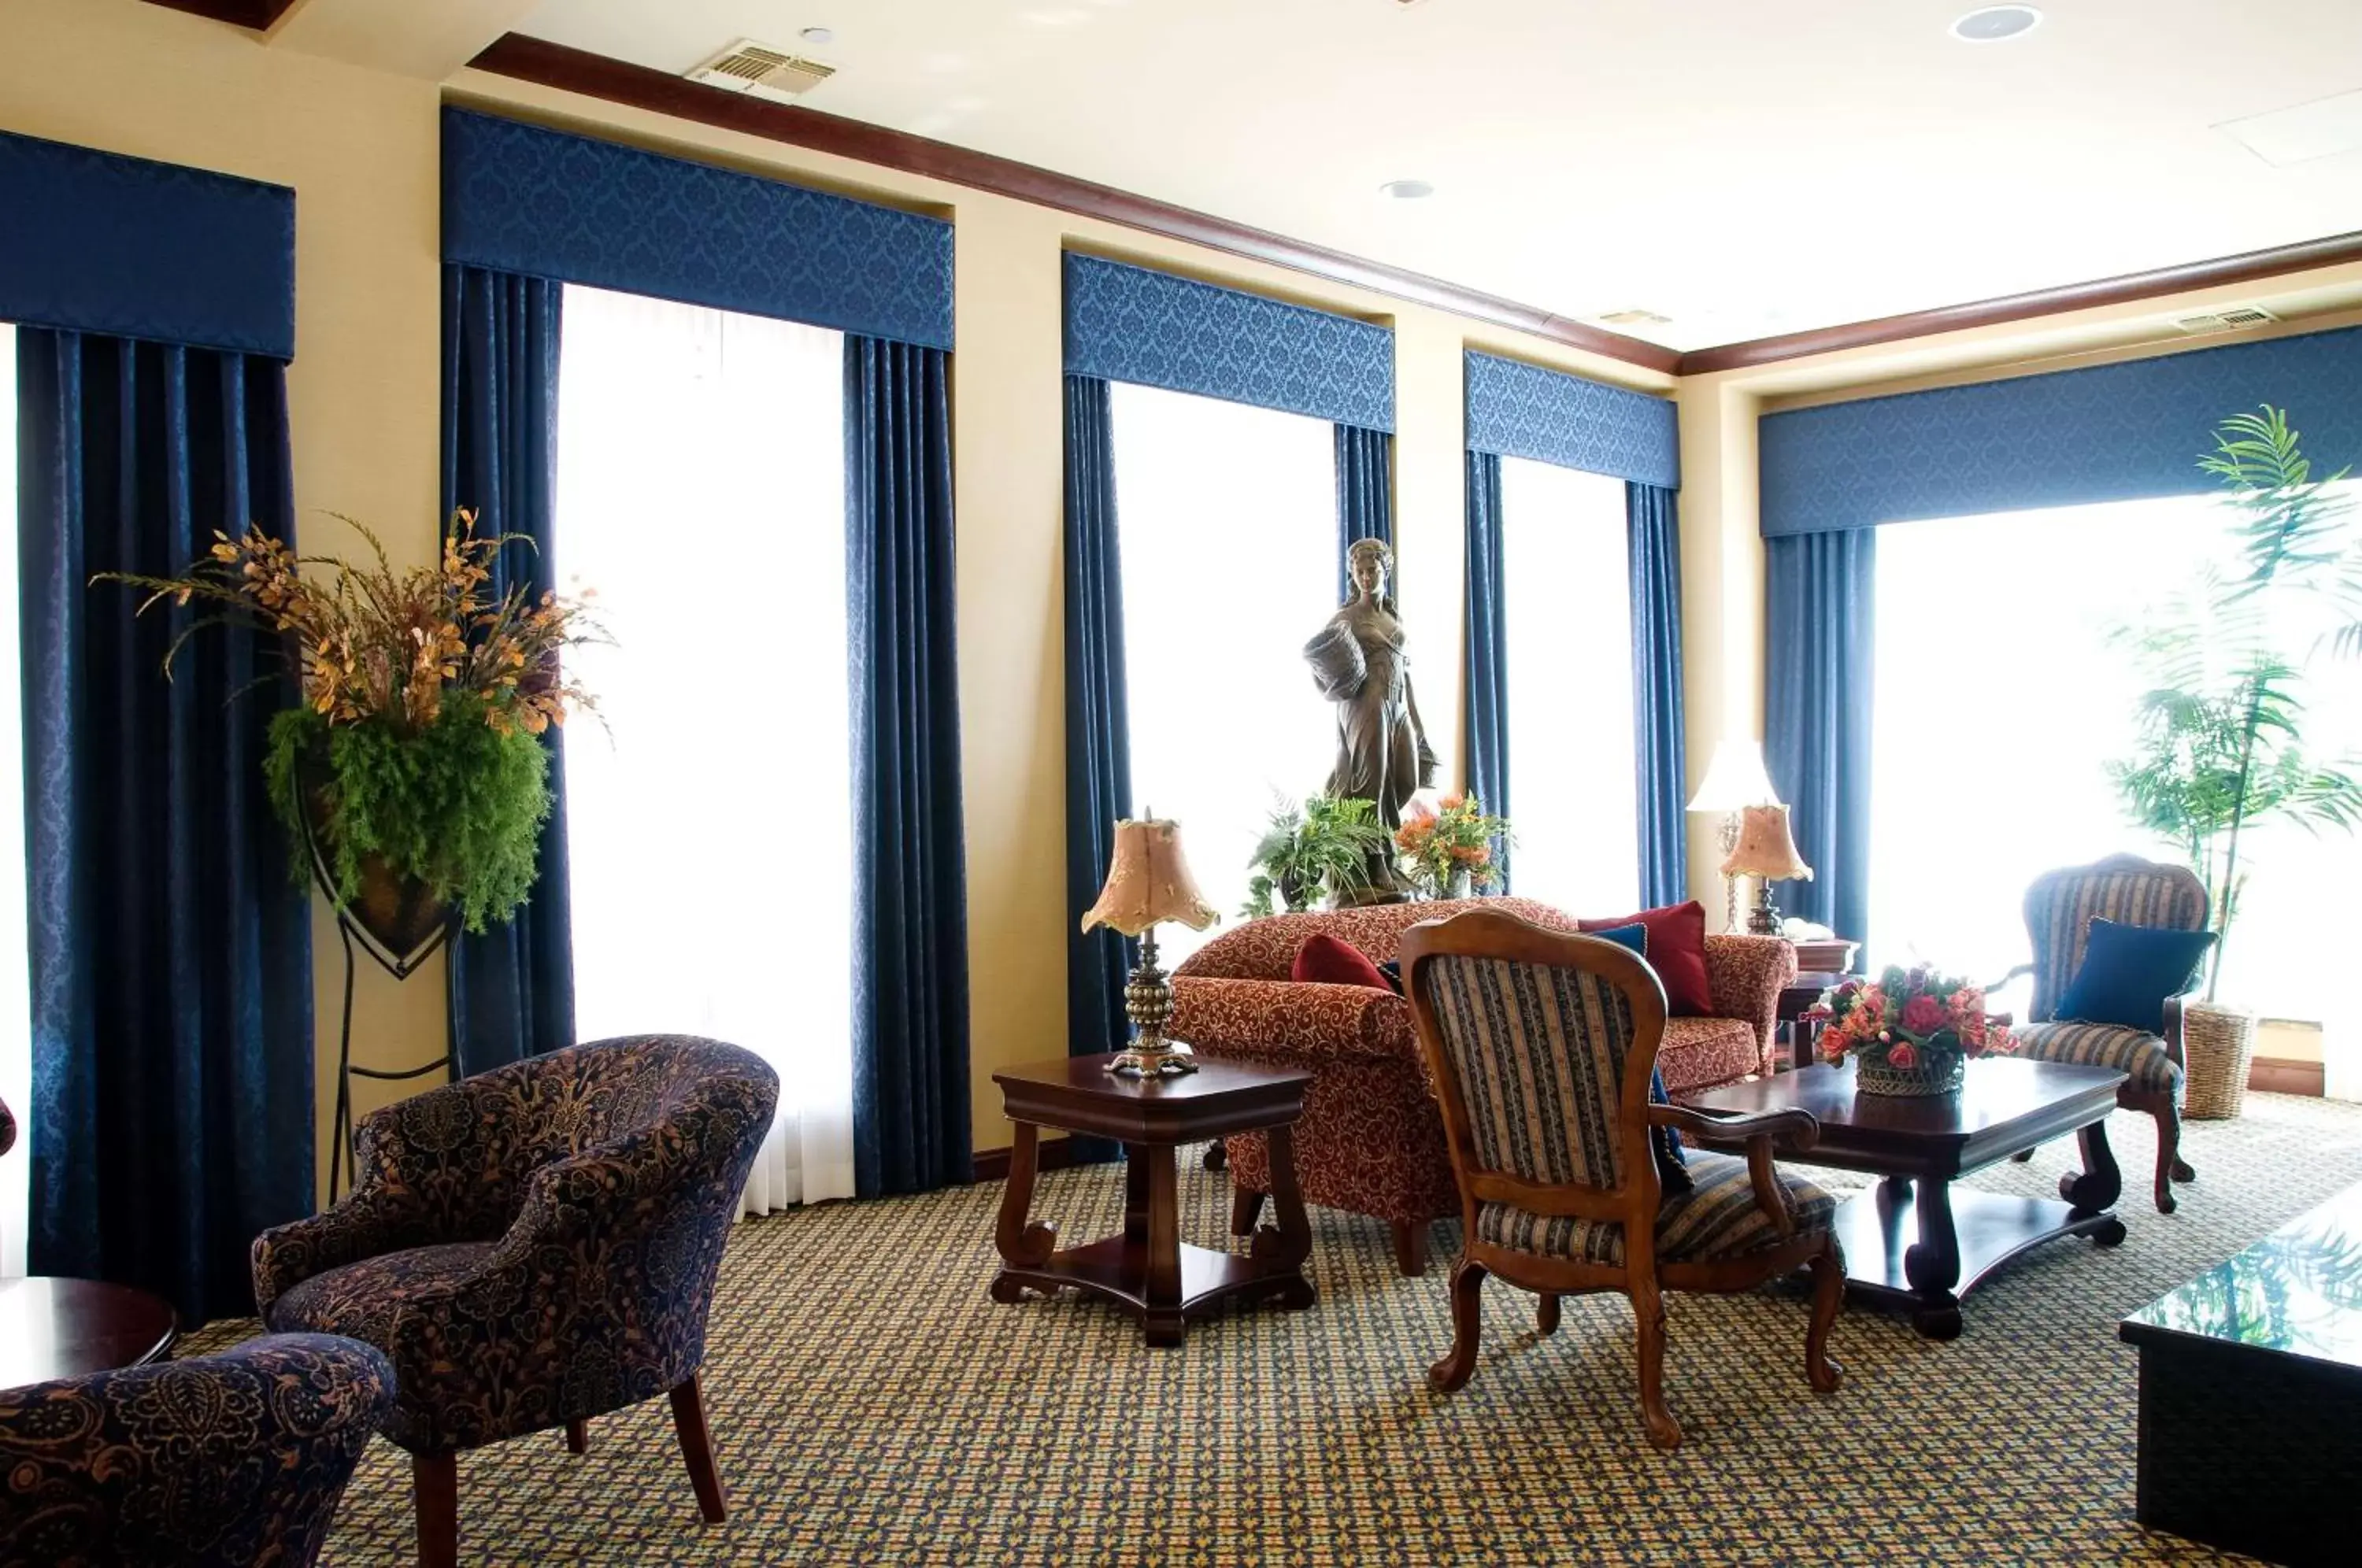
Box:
101 511 603 932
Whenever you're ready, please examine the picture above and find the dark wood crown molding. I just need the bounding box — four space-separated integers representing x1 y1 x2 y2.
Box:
1675 229 2362 376
141 0 298 31
464 34 1684 374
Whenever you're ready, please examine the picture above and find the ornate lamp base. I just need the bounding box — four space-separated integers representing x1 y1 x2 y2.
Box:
1747 878 1785 936
1105 927 1200 1077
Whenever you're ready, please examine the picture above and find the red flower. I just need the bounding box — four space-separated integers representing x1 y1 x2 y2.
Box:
1901 994 1946 1035
1886 1041 1919 1071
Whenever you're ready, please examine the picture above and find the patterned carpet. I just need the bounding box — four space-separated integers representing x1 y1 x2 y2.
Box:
190 1092 2362 1565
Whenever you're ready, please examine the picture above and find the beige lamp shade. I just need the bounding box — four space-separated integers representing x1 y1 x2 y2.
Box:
1686 738 1781 813
1721 803 1814 882
1080 818 1221 937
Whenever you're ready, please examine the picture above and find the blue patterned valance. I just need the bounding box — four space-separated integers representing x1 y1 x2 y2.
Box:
442 109 953 350
1464 351 1679 490
0 130 294 360
1063 254 1394 431
1760 324 2362 537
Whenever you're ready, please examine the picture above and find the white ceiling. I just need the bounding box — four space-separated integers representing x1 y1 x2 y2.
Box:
513 0 2362 350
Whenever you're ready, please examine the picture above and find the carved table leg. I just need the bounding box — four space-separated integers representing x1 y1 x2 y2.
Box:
2064 1117 2129 1245
1253 1123 1317 1309
1138 1143 1185 1346
990 1121 1057 1302
1904 1176 1964 1341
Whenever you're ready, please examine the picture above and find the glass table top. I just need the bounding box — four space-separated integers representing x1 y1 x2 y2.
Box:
2122 1182 2362 1370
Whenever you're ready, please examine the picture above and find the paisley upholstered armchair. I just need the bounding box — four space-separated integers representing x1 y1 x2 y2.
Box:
0 1333 392 1567
254 1034 778 1568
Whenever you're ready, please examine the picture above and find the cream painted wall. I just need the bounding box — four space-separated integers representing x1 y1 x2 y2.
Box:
0 0 1671 1182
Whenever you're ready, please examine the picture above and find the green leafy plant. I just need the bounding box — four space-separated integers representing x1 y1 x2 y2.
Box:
2107 409 2362 997
1241 794 1392 918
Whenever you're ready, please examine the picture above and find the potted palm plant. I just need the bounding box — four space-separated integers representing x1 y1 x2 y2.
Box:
102 511 602 963
2108 409 2361 1114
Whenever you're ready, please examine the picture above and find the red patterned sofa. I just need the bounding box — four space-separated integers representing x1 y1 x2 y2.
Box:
1169 898 1794 1274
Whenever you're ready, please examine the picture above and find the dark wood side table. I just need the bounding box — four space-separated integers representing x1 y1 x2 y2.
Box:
1776 971 1852 1071
0 1276 178 1386
990 1053 1316 1347
1688 1058 2128 1339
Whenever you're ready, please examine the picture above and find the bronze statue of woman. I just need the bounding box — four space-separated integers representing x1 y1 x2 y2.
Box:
1305 538 1435 896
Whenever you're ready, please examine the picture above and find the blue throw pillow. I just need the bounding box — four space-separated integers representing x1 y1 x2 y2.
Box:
1586 922 1692 1192
2056 918 2217 1035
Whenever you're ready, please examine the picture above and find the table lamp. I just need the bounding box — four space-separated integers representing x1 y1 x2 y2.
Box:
1722 803 1814 936
1081 816 1220 1077
1686 738 1782 930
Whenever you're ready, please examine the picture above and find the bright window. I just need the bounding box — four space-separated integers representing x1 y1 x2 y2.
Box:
1501 457 1638 915
555 286 854 1208
1868 489 2360 1024
1109 382 1337 956
0 322 25 1276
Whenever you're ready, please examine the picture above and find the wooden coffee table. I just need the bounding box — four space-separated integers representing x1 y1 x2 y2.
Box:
1687 1058 2128 1339
0 1276 178 1386
990 1053 1316 1346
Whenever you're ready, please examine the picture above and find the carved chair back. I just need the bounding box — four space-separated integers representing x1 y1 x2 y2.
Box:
1399 908 1670 1265
2023 854 2209 1024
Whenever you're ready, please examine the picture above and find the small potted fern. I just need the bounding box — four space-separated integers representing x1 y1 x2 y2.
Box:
103 511 602 963
1241 794 1394 918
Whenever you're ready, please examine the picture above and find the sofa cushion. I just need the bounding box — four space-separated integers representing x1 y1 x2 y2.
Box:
1291 933 1392 991
267 1241 499 1347
1581 901 1712 1016
1475 1151 1836 1268
1657 1016 1760 1094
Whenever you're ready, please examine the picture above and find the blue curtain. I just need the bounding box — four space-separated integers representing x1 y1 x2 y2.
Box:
1462 449 1510 887
440 264 573 1077
1764 530 1876 945
1062 376 1134 1091
1627 483 1689 908
845 337 972 1196
1335 424 1393 603
17 329 313 1323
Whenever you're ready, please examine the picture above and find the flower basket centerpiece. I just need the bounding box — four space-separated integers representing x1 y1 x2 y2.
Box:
1395 792 1509 901
104 511 602 969
1808 964 2016 1097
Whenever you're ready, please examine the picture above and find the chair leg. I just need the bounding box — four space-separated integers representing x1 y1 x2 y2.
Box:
1201 1141 1227 1172
413 1452 458 1568
1805 1241 1845 1395
1391 1218 1430 1277
1230 1188 1266 1237
1536 1292 1561 1337
1633 1281 1682 1451
669 1377 728 1523
1428 1259 1486 1392
565 1419 587 1455
2152 1099 2185 1215
2009 1148 2035 1163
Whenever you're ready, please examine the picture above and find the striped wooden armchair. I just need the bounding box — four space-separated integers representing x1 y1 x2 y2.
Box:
2008 855 2210 1214
1399 908 1845 1450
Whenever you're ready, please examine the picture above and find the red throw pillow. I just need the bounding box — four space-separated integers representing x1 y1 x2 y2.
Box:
1580 900 1712 1016
1290 933 1392 991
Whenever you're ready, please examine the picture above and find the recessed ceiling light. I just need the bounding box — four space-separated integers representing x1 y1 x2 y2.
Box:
801 27 835 46
1379 179 1435 201
1950 6 2042 43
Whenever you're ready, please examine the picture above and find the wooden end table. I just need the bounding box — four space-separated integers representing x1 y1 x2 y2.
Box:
1687 1057 2128 1339
990 1053 1316 1347
1776 971 1853 1071
0 1276 178 1386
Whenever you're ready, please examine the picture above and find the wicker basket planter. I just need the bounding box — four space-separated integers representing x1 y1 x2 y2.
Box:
1855 1052 1966 1098
2182 1002 2260 1120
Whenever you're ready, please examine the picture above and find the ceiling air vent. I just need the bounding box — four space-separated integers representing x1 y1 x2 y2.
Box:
2172 305 2279 335
687 39 836 104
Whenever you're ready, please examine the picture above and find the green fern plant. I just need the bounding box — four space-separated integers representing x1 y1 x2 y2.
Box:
1240 794 1392 919
2108 409 2362 997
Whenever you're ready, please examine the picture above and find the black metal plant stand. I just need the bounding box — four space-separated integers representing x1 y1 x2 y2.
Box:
294 794 461 1204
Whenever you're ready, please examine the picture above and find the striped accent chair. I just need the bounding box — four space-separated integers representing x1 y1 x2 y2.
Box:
1400 908 1845 1450
2009 855 2210 1214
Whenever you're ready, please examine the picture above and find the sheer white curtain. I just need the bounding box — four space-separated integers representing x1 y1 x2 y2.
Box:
1868 490 2360 1025
1501 457 1638 915
1110 382 1336 959
0 322 27 1275
555 286 855 1212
